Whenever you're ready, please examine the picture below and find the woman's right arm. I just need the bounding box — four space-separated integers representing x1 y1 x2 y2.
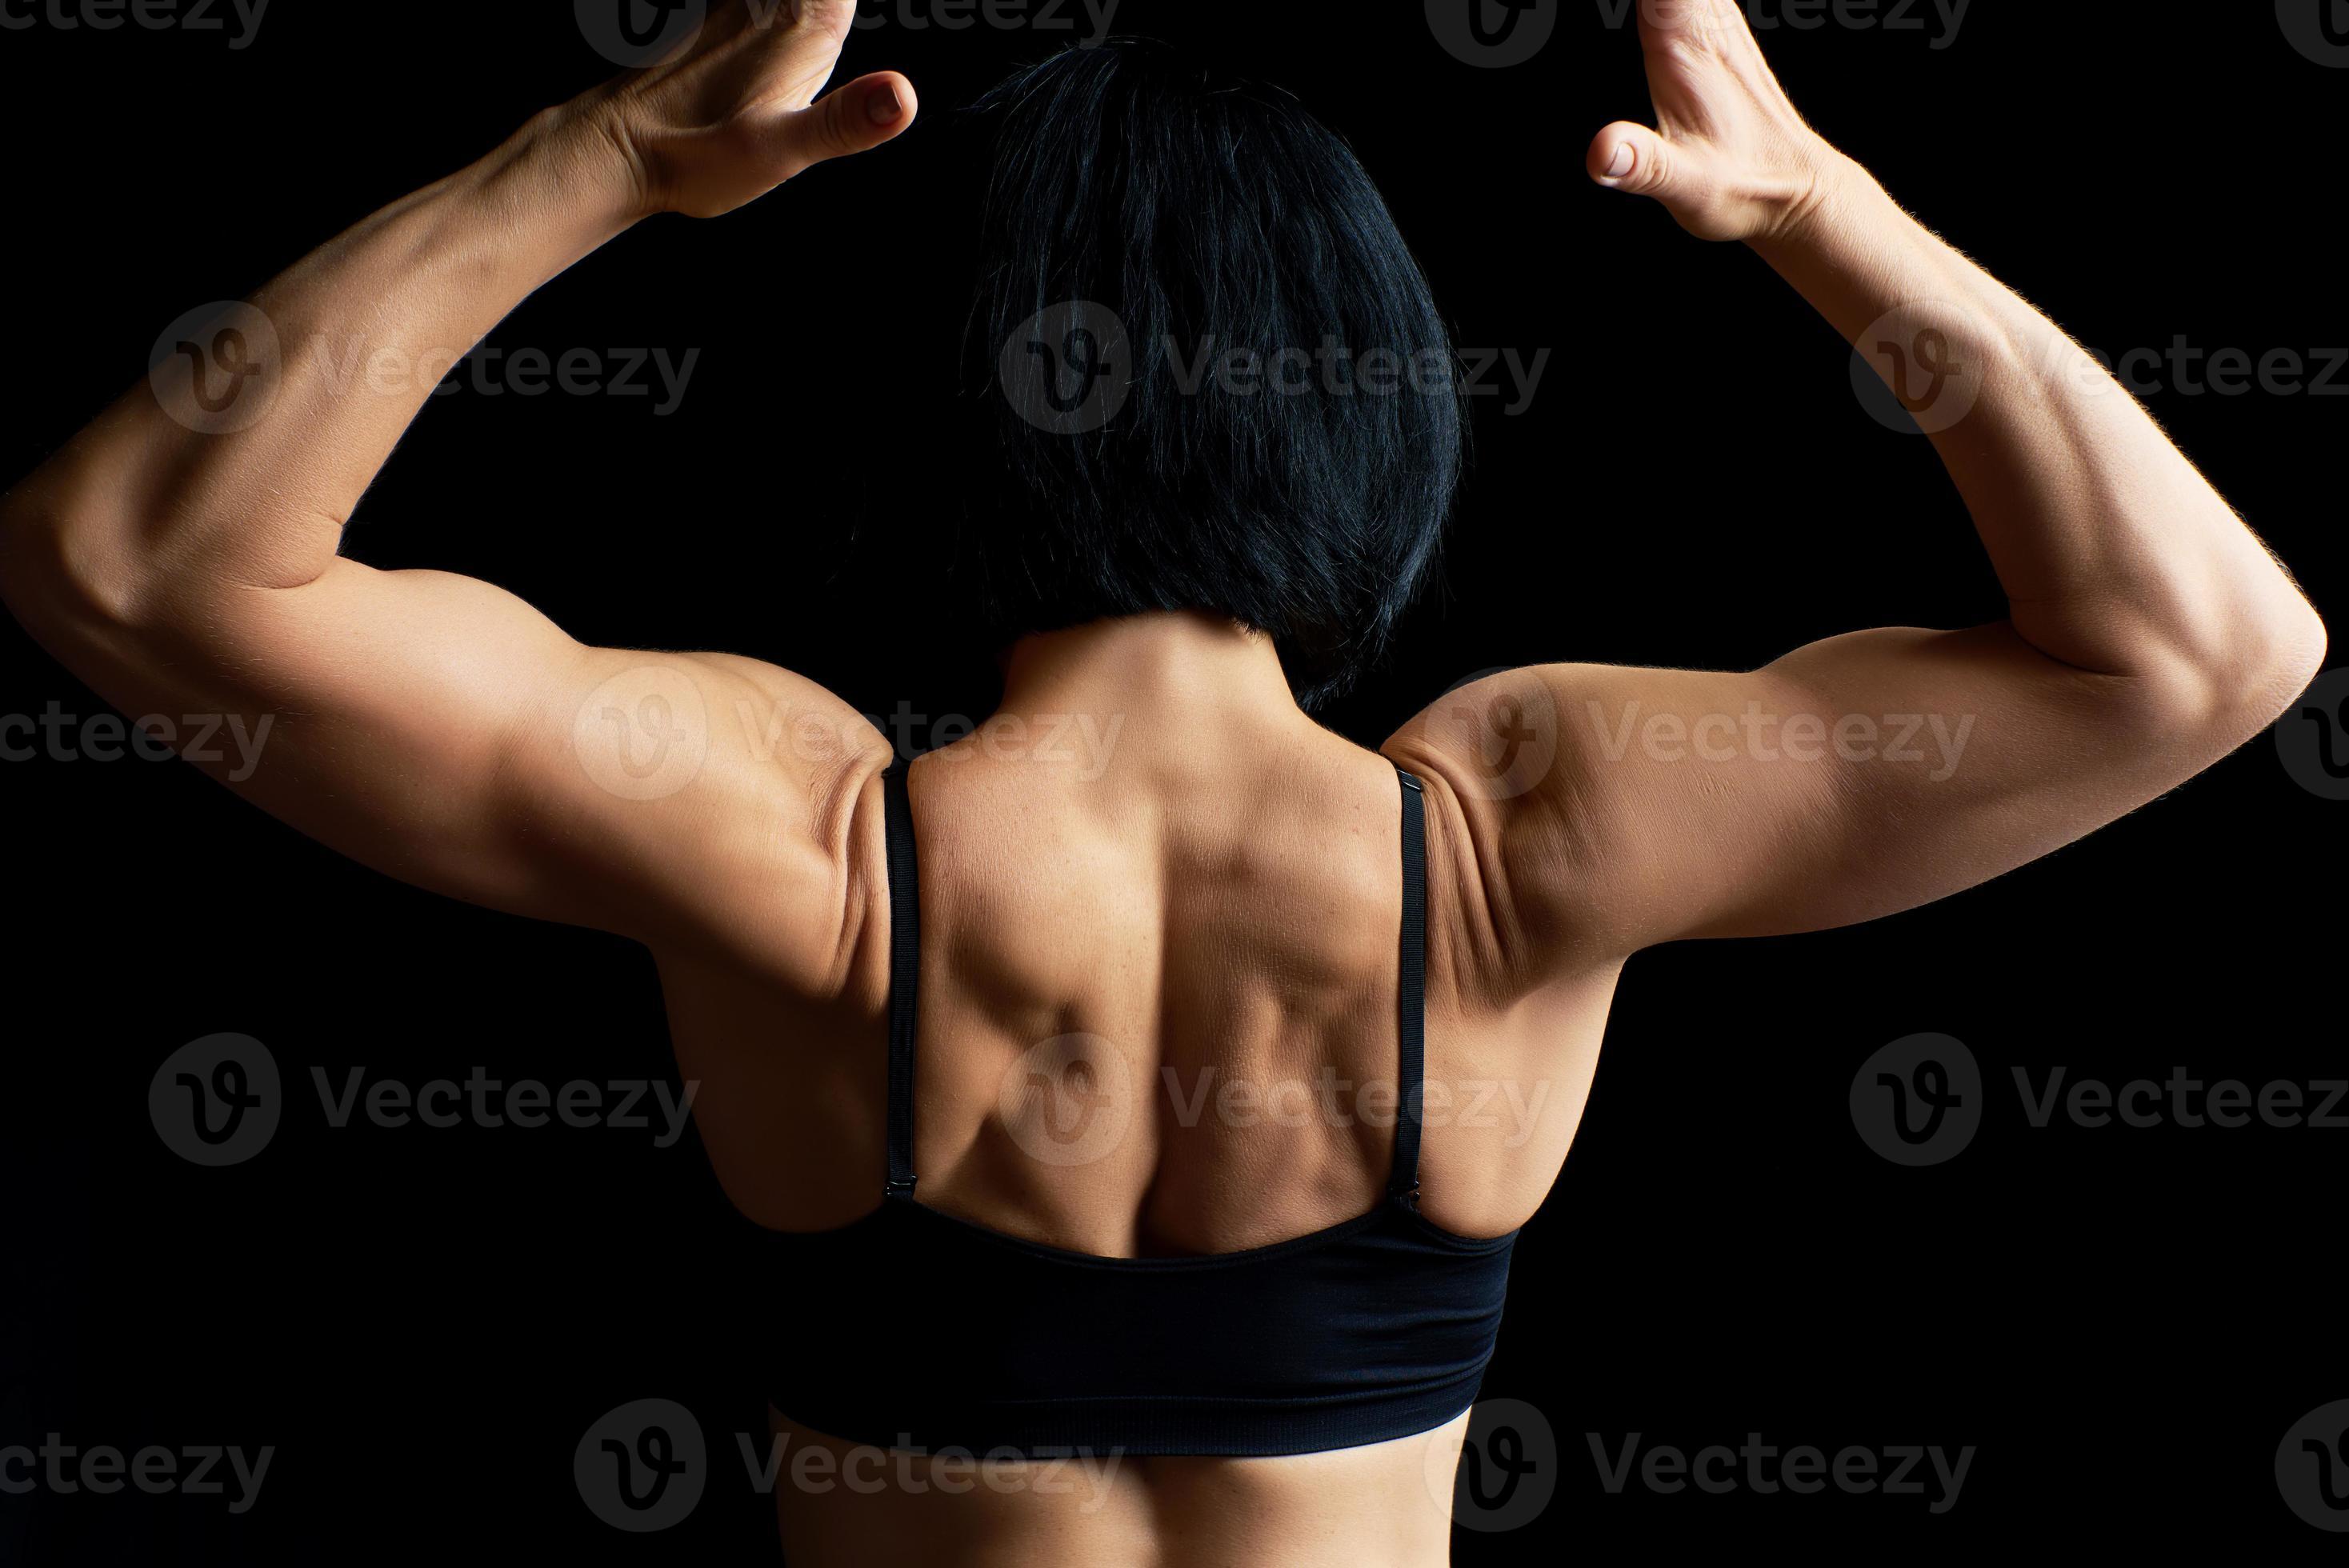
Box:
1389 0 2324 966
0 1 914 978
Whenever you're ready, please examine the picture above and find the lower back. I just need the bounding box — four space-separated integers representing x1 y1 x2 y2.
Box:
768 1406 1470 1568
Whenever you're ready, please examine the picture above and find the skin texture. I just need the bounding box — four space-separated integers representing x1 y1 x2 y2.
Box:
0 2 2325 1562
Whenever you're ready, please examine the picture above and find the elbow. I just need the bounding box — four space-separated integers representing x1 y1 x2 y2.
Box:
2129 595 2331 748
0 489 72 636
0 486 158 642
2246 597 2330 727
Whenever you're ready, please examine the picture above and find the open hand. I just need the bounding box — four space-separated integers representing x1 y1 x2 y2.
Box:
1586 0 1840 243
579 0 917 218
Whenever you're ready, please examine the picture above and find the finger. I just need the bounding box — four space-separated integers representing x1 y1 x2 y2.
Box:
763 70 917 175
1587 120 1681 199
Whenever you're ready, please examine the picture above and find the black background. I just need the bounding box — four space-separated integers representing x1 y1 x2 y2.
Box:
2 1 2342 1561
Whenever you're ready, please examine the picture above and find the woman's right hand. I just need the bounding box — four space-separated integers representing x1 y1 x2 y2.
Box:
1584 0 1851 244
574 0 917 220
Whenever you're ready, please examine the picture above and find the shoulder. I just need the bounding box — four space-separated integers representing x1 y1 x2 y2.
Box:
560 646 896 1003
1380 665 1663 1000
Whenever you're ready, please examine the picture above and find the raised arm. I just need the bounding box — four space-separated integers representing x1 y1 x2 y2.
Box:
0 2 913 976
1388 0 2324 970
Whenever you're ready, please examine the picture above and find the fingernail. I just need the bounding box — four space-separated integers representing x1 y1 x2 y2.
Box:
1605 143 1634 179
870 87 902 124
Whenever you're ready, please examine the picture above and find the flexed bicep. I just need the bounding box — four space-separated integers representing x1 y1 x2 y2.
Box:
1389 622 2303 970
43 554 884 969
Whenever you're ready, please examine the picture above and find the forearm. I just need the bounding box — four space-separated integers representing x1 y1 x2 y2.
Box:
1751 154 2324 702
2 107 639 626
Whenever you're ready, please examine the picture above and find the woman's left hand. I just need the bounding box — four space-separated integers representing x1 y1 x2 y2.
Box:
1585 0 1840 244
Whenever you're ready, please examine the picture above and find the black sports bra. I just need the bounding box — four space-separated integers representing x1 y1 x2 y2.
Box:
758 760 1519 1457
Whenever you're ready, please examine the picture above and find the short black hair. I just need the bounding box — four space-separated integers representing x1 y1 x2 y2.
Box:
961 39 1463 707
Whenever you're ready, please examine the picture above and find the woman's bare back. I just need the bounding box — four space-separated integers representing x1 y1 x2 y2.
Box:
655 645 1606 1564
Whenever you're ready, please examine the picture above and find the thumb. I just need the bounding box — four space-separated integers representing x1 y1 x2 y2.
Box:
1587 120 1705 206
766 71 918 176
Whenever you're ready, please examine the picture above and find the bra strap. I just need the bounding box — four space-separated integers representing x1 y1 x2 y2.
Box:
882 759 921 1199
1391 770 1427 1205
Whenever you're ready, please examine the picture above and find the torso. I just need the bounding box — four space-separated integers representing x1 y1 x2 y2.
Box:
653 710 1619 1565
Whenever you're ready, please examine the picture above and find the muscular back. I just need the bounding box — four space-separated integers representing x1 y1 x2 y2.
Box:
669 692 1605 1264
637 680 1610 1567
